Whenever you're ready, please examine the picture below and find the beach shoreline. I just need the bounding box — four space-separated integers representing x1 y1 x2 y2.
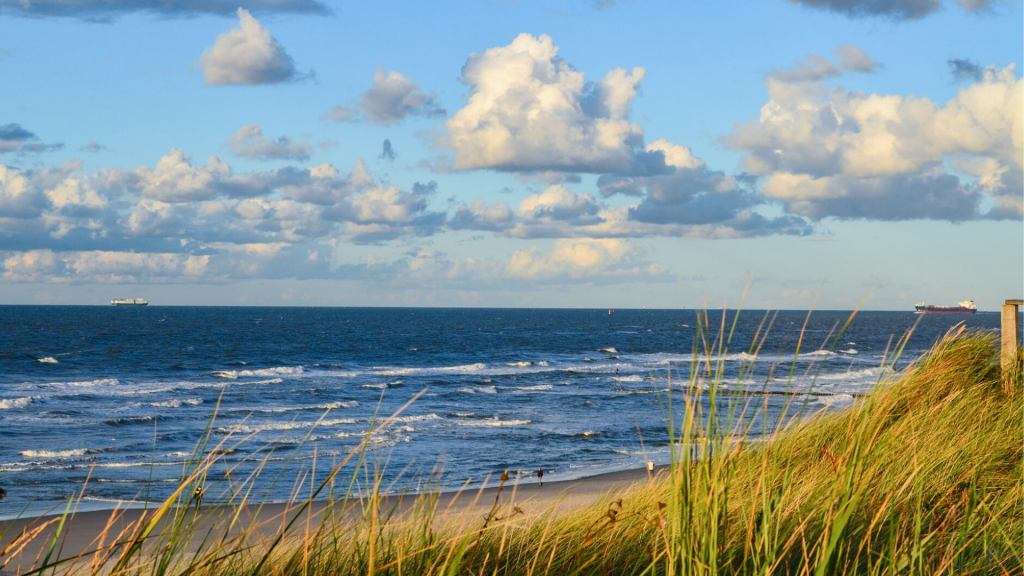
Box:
0 463 667 572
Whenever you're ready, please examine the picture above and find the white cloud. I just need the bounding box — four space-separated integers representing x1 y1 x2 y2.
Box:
1 249 210 283
768 46 881 83
113 148 270 202
200 8 296 86
444 33 648 174
327 69 445 126
505 238 667 282
724 63 1023 220
226 125 312 161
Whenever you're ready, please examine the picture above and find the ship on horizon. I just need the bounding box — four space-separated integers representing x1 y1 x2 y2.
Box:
914 300 976 314
111 298 148 307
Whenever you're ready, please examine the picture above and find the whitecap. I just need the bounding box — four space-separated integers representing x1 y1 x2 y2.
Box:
21 449 88 459
599 347 618 354
392 413 441 424
457 386 497 394
36 357 58 364
0 397 31 409
213 366 303 379
149 398 203 408
840 349 858 354
612 375 643 382
362 383 387 389
508 384 553 392
818 394 855 407
537 360 549 366
505 361 532 367
220 418 358 434
458 418 530 427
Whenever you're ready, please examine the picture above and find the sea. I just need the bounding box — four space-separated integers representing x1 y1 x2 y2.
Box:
0 306 1005 520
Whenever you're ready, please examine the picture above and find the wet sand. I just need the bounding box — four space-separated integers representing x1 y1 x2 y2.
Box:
0 465 667 574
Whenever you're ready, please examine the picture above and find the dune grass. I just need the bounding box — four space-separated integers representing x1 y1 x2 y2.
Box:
2 321 1021 576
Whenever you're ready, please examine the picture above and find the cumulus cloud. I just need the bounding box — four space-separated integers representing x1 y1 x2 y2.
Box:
443 33 650 174
0 0 328 20
724 62 1023 220
789 0 1001 20
0 123 63 155
0 149 457 282
200 9 297 86
226 125 312 161
326 69 445 126
453 179 811 240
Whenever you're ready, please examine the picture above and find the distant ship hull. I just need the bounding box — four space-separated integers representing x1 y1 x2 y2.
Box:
112 298 148 307
914 300 976 314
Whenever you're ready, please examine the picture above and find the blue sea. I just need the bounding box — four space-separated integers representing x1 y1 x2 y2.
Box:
0 306 1003 519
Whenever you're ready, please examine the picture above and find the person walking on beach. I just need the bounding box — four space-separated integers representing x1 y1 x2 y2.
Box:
536 467 544 487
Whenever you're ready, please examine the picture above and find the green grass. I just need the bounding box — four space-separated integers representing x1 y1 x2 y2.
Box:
3 322 1021 575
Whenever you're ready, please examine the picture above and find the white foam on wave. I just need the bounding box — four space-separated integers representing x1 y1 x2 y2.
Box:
0 397 31 409
392 413 441 424
599 347 618 354
505 361 532 367
802 350 835 358
457 385 497 394
362 383 387 389
612 375 643 382
21 449 88 458
56 378 120 388
812 367 886 383
508 384 553 392
213 366 303 379
458 418 530 427
840 349 858 354
149 398 203 408
818 394 855 406
376 362 487 376
36 357 58 364
219 418 358 434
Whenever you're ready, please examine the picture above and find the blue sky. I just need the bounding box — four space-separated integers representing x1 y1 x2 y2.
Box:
1 0 1021 309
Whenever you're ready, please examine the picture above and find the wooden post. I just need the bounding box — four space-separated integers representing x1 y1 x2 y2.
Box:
1002 299 1023 384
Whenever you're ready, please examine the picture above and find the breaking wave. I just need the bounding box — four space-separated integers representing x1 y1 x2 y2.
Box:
212 366 303 379
0 397 32 410
36 357 58 364
457 418 530 427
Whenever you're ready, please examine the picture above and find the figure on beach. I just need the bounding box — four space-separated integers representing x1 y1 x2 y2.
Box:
192 485 204 511
537 467 544 487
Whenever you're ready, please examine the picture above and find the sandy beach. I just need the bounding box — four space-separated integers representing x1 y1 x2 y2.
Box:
0 465 667 574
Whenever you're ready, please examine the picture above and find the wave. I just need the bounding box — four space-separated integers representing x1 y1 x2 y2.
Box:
509 384 553 392
149 398 203 408
362 383 387 389
612 375 643 382
20 449 89 458
505 361 532 367
840 349 858 354
392 413 441 423
599 348 618 354
105 416 156 426
212 366 303 379
0 397 31 409
218 418 358 434
817 394 855 406
54 378 120 388
36 357 59 364
376 362 487 376
457 418 530 428
449 412 476 418
457 386 497 394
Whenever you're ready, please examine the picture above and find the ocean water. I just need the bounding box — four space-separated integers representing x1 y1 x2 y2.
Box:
0 306 1003 519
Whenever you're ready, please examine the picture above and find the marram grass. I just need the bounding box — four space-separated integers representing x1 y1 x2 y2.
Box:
2 324 1021 576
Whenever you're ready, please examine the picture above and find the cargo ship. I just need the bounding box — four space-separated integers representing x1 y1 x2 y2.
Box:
914 300 976 314
111 298 148 307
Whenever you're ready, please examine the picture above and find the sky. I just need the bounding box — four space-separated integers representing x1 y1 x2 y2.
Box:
0 0 1021 310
